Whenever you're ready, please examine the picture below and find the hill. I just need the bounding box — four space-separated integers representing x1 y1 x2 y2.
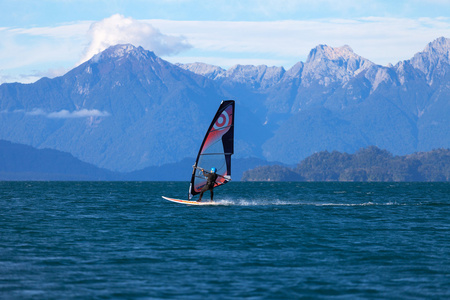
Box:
0 140 118 180
242 147 450 182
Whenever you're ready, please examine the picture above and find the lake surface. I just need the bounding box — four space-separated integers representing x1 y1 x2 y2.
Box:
1 182 449 299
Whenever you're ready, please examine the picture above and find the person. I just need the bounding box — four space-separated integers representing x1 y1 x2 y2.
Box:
197 167 218 202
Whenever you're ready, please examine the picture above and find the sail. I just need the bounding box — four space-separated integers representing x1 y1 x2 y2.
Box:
189 100 235 199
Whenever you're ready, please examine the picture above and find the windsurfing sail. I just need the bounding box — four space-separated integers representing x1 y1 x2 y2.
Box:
188 100 235 199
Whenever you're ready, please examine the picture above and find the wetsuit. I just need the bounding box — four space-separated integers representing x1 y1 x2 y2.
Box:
198 171 218 201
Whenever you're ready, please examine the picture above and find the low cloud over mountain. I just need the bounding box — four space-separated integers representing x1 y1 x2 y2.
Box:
79 14 191 65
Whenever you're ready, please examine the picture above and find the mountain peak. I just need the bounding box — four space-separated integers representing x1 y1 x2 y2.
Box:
106 44 138 56
302 44 373 85
90 44 157 63
306 44 358 63
410 36 450 83
424 36 450 55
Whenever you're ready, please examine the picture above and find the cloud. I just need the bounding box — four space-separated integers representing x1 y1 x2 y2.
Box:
79 14 191 64
24 108 110 118
2 14 450 84
30 67 71 79
0 22 90 84
48 109 110 118
151 17 450 67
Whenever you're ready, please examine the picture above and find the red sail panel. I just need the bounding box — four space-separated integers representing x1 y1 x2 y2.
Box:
189 100 235 199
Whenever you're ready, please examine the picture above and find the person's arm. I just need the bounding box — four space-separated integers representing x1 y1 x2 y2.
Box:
193 165 209 176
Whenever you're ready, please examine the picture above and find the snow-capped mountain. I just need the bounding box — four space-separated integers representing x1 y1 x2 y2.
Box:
0 38 449 171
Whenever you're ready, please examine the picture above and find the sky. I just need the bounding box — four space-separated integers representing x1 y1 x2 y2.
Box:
1 0 450 84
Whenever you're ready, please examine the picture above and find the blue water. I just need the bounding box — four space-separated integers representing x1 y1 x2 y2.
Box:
1 182 449 299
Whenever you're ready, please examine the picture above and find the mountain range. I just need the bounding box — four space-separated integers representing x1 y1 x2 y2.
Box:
0 37 449 173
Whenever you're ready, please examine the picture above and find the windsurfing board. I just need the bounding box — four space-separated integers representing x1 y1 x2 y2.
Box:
162 196 222 206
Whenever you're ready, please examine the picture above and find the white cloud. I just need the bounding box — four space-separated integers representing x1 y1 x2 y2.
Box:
24 108 110 118
10 22 91 39
48 109 110 118
1 15 450 84
152 17 450 67
0 15 192 83
79 14 191 64
0 22 90 83
25 109 45 116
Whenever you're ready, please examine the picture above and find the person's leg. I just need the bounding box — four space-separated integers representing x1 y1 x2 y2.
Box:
198 185 208 202
210 189 214 201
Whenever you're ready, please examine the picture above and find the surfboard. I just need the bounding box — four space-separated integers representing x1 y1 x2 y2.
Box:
162 196 221 206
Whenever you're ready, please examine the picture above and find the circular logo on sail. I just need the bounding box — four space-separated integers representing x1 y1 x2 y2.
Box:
214 111 229 130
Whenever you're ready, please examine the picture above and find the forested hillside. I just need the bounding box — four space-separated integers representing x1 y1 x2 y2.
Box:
242 147 450 182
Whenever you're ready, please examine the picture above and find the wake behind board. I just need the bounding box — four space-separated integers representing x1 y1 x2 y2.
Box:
162 196 222 206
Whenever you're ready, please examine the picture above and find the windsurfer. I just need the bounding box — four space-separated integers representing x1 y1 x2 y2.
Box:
198 167 218 202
